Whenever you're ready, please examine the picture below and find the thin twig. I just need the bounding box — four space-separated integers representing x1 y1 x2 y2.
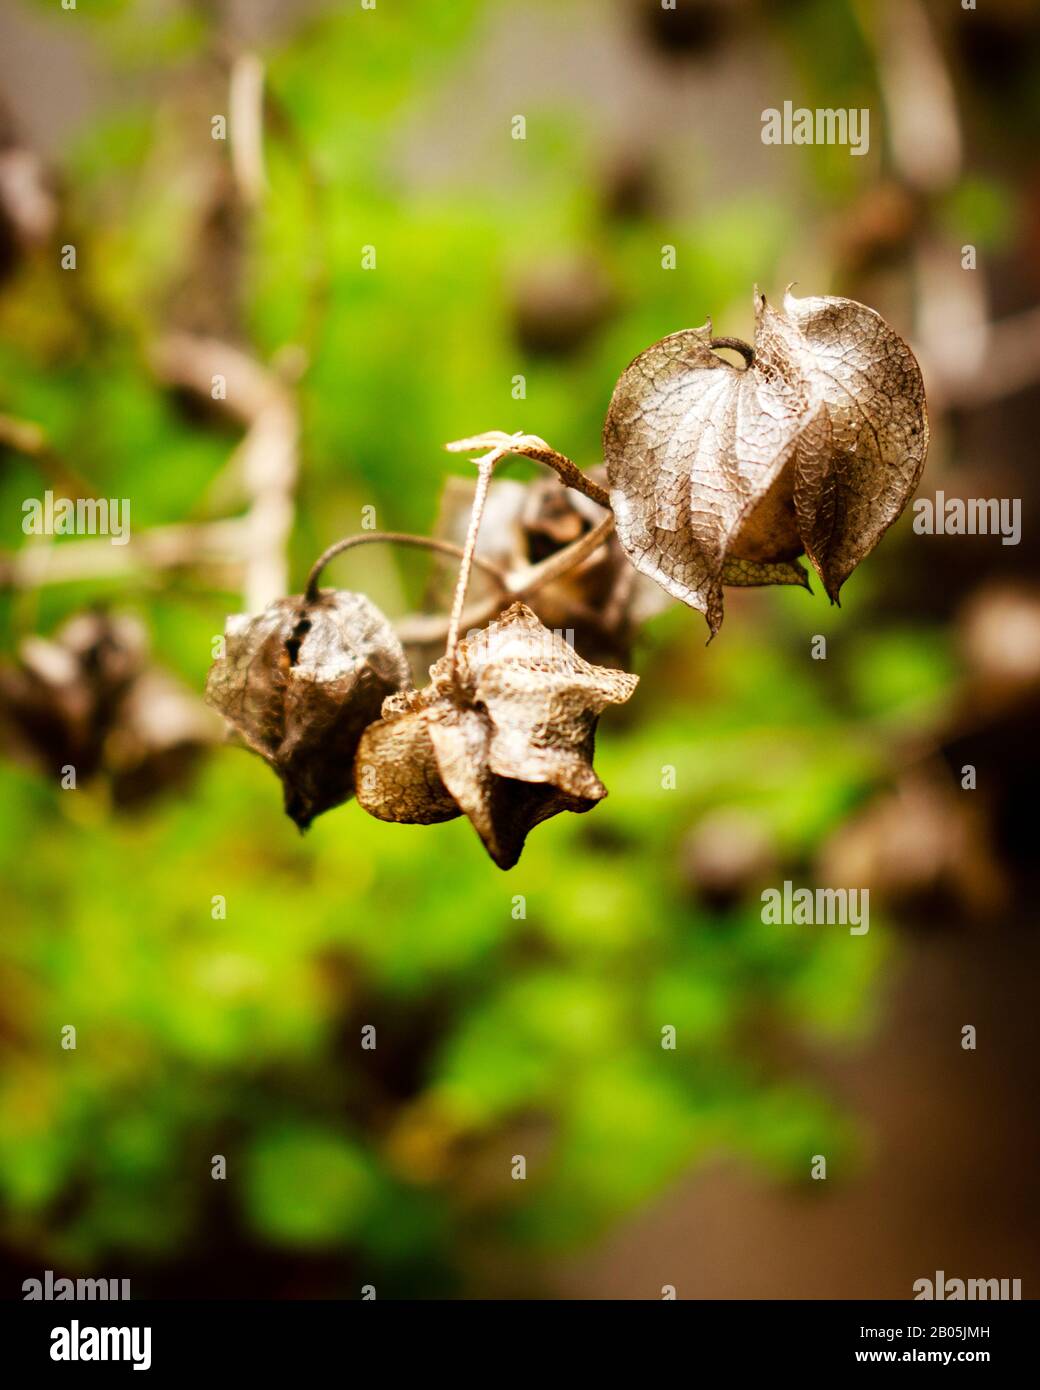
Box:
0 519 252 589
439 429 613 686
150 332 299 610
396 511 616 646
445 454 496 687
446 431 611 509
229 52 267 206
865 0 961 195
304 530 508 603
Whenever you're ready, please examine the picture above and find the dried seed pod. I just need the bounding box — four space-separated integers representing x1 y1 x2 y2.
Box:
355 602 638 868
0 611 147 778
604 287 928 634
0 610 218 805
206 589 411 829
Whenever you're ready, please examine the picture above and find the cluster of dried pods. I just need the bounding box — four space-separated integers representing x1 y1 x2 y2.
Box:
206 289 928 867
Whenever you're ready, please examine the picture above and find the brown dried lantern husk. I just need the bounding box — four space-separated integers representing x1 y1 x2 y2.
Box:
205 588 411 829
355 601 638 868
604 287 928 635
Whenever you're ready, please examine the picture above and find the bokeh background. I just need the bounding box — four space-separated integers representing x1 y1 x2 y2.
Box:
2 0 1039 1299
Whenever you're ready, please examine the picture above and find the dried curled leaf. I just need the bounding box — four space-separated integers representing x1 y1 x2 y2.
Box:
604 288 928 633
355 601 638 868
205 589 411 829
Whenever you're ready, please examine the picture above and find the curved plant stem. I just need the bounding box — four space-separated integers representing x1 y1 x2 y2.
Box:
511 440 611 508
710 336 755 367
445 431 611 508
396 511 616 647
305 530 507 603
307 433 614 668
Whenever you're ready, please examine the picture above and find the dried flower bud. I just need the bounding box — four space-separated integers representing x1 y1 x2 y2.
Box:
355 602 638 868
206 589 411 829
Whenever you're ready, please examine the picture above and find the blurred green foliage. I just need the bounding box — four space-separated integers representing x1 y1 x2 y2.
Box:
0 0 967 1294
